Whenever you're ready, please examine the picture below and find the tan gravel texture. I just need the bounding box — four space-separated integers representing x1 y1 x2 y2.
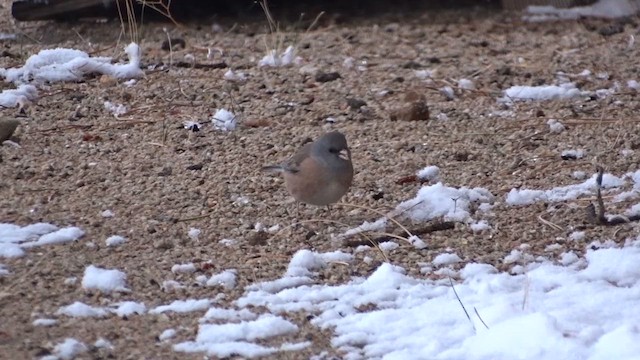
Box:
1 1 640 359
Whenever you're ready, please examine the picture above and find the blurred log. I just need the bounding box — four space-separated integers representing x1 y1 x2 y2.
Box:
11 0 507 22
12 0 116 21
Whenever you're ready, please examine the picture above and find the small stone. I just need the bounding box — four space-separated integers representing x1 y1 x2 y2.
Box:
186 164 203 171
346 98 367 111
315 71 341 83
389 91 429 121
247 231 269 246
158 167 172 176
402 61 422 69
598 23 624 37
0 118 20 142
99 75 117 86
496 66 512 76
161 38 186 51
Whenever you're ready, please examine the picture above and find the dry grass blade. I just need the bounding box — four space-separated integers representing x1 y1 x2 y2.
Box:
259 0 278 35
306 11 326 32
537 215 563 231
369 232 414 246
594 166 606 224
136 0 181 27
522 273 530 311
116 0 139 44
336 202 415 239
355 231 390 262
449 276 475 332
474 307 489 329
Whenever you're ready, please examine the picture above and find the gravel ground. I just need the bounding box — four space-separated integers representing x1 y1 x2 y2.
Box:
1 1 640 358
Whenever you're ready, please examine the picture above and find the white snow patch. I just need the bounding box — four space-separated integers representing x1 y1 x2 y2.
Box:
150 299 213 314
0 243 24 258
162 280 185 292
20 226 84 248
188 227 201 240
229 244 640 359
56 302 109 318
343 183 493 240
378 241 399 252
416 165 440 182
201 307 258 323
621 149 634 157
559 251 580 266
81 265 129 293
440 86 455 100
569 231 586 241
218 239 237 246
224 69 246 81
171 263 197 274
433 253 462 266
506 172 625 206
396 183 494 223
258 46 298 67
0 223 84 266
104 101 128 117
52 338 88 360
211 108 237 131
0 43 143 84
470 220 491 232
32 318 58 327
111 301 146 317
284 249 352 278
562 149 585 159
94 338 113 349
572 171 587 180
159 328 177 341
174 315 299 357
0 84 38 108
408 235 427 249
502 83 583 101
458 78 475 90
105 235 126 247
547 119 565 133
436 113 449 121
415 69 435 79
626 203 640 217
206 269 237 289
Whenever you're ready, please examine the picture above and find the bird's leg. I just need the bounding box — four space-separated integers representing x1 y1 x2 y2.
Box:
326 205 332 216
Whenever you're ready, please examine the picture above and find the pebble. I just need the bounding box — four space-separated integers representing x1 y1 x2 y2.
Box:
390 91 430 121
0 118 20 142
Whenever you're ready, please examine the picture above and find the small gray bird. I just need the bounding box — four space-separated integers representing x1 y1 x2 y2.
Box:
263 131 354 207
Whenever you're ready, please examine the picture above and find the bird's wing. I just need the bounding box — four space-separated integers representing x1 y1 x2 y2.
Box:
281 143 313 174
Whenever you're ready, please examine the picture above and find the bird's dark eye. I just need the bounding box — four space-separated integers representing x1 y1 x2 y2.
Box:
329 148 339 154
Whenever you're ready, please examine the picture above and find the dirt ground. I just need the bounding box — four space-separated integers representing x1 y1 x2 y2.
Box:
1 1 639 359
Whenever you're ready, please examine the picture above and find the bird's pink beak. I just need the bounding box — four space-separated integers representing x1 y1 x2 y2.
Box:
339 149 350 161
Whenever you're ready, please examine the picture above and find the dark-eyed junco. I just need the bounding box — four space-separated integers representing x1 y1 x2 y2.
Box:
263 131 354 207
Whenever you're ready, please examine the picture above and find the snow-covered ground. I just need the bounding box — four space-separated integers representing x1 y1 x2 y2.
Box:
3 167 640 359
5 226 640 359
